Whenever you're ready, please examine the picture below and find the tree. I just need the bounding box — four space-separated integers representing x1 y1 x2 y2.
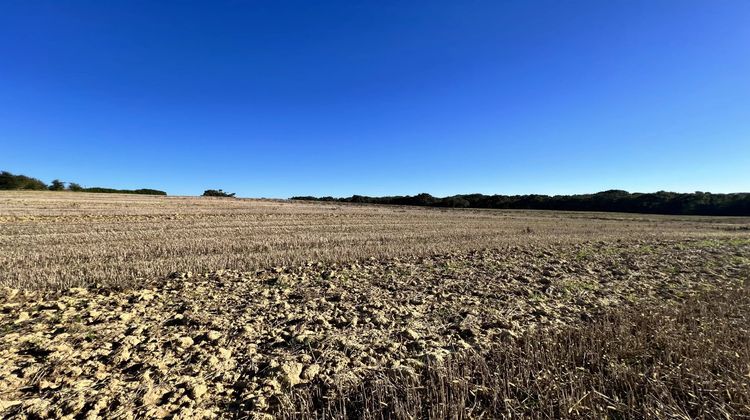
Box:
0 171 48 190
290 190 750 216
442 196 470 208
68 182 83 192
202 189 236 198
412 193 436 206
49 179 65 191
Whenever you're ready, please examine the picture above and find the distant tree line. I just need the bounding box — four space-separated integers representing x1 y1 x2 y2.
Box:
291 190 750 216
0 171 166 195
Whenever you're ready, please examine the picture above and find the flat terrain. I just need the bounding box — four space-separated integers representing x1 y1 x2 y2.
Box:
1 192 749 418
2 191 748 290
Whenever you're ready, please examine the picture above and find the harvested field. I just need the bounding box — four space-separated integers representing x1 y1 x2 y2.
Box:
282 277 750 419
1 191 749 290
1 191 749 418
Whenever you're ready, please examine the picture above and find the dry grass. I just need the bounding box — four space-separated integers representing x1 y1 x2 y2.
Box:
1 191 749 418
2 191 749 290
1 237 747 418
277 279 750 419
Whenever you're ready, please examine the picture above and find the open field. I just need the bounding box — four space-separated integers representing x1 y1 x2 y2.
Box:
1 191 749 418
2 191 749 290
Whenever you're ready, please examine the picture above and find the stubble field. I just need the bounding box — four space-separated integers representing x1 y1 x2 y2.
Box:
1 191 749 418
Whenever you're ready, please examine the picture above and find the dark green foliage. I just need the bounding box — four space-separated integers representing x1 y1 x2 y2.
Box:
130 188 167 196
441 196 470 208
49 179 66 191
0 171 48 190
81 187 166 195
292 190 750 216
0 170 166 195
203 189 236 198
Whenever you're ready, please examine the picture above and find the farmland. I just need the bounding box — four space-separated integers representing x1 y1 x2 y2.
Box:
2 191 748 291
1 191 749 418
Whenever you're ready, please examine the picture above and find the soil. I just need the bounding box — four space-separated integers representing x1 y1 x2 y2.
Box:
1 237 748 418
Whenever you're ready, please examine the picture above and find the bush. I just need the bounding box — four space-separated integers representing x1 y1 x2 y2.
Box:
83 187 167 195
0 171 48 190
203 189 236 198
0 170 166 195
49 179 66 191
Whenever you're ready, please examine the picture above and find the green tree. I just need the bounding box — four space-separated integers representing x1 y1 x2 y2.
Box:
49 179 65 191
0 171 48 190
202 189 236 198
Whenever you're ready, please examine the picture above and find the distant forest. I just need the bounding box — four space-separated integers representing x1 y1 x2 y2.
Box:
292 190 750 216
0 171 166 196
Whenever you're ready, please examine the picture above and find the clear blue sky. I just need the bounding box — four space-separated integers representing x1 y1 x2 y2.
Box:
1 1 748 197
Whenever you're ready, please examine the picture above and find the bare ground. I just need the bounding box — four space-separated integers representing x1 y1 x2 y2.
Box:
2 191 749 290
1 237 748 418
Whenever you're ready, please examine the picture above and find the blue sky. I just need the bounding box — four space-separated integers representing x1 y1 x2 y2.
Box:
1 1 748 197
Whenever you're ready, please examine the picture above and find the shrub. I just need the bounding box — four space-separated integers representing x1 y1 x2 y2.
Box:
203 189 236 198
0 171 48 190
49 179 66 191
